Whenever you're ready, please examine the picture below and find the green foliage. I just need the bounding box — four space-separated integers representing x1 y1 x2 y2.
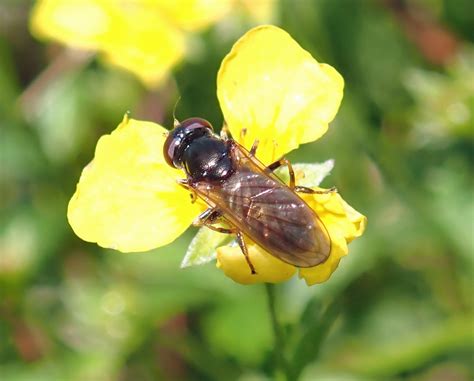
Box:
1 1 473 380
181 228 230 268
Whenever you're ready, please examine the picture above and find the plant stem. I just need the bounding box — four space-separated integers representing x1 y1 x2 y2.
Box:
265 283 292 381
291 296 342 380
18 49 93 118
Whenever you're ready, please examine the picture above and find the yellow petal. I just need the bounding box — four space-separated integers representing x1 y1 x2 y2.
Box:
217 25 344 165
30 0 113 50
100 8 185 87
67 115 203 252
216 242 296 285
340 198 368 243
298 189 367 285
154 0 232 31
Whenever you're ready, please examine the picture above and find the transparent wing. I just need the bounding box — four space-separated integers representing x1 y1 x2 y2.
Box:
193 141 331 267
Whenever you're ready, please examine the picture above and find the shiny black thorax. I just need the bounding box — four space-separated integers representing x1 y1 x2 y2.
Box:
182 136 234 182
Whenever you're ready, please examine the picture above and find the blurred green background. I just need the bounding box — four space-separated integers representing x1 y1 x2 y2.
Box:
1 0 473 380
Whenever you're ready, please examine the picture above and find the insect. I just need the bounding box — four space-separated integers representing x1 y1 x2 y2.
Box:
163 118 332 274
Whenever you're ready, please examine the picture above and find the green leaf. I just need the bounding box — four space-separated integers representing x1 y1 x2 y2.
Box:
201 286 272 366
275 159 334 187
180 227 231 268
293 160 335 187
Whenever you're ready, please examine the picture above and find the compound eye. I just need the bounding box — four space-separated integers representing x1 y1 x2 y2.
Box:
163 130 181 168
179 117 213 132
163 118 213 168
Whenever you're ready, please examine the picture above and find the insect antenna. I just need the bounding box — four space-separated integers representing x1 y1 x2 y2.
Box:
172 96 182 129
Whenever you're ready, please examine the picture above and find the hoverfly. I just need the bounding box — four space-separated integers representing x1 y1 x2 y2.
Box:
163 118 331 274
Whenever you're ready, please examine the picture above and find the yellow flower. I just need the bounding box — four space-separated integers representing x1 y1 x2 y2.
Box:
67 25 366 285
30 0 233 87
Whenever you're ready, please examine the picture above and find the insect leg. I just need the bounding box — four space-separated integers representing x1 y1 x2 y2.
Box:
204 228 257 275
266 159 337 194
202 224 235 234
295 186 338 194
177 178 188 187
195 210 257 275
193 207 222 226
236 232 257 275
266 158 295 189
249 139 259 157
194 208 237 234
220 122 233 140
177 179 198 203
